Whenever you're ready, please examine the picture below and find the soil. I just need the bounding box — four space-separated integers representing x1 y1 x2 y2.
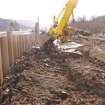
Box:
1 35 105 105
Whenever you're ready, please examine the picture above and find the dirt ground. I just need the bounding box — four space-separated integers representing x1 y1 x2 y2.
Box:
1 34 105 105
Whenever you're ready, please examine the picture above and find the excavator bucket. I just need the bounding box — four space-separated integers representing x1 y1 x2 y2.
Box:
43 38 83 56
53 39 83 55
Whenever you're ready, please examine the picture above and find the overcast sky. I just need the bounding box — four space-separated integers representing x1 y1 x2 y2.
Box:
0 0 105 27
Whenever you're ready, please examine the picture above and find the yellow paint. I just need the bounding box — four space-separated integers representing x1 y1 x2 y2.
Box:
49 0 78 42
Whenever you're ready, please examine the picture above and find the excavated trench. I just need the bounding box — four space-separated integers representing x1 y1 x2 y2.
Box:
1 37 105 105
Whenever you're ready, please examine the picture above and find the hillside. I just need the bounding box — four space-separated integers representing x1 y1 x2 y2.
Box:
0 18 31 31
17 20 35 28
73 15 105 34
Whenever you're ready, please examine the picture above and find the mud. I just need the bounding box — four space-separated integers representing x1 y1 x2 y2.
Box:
1 35 105 105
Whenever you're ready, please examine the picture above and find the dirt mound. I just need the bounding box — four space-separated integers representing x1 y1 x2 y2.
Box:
1 35 105 105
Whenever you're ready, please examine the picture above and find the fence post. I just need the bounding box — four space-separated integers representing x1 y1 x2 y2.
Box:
0 36 9 75
24 35 27 52
22 35 25 52
0 40 3 85
19 35 22 56
7 32 14 65
13 35 17 60
17 35 20 57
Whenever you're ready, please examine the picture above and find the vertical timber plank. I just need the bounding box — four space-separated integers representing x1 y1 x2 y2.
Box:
24 35 26 51
19 35 22 56
21 35 24 55
23 35 25 52
0 40 3 85
17 35 20 57
1 36 9 75
13 35 18 60
7 32 14 65
26 35 30 52
18 35 21 57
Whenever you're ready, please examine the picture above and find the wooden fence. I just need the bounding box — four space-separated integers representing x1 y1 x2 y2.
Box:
0 31 38 85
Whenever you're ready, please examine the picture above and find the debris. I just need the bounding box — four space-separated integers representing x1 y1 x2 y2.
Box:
1 34 105 105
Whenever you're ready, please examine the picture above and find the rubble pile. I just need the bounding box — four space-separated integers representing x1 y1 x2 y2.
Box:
1 36 105 105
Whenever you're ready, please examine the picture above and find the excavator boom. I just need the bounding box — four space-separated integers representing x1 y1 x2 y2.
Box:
48 0 83 54
49 0 78 42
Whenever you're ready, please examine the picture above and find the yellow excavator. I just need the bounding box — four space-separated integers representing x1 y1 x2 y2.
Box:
48 0 82 53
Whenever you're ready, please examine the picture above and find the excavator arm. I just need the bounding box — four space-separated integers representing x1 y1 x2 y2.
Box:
49 0 78 42
47 0 83 54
